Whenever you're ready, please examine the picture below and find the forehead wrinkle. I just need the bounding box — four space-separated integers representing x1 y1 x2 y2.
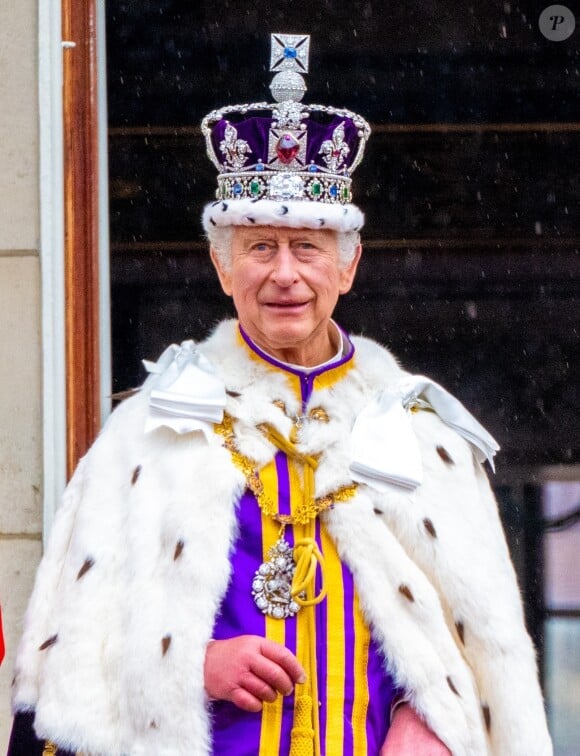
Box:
235 226 337 246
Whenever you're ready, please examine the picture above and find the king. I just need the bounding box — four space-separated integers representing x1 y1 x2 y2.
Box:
9 33 552 756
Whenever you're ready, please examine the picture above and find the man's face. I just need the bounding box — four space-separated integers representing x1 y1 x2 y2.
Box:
211 226 361 365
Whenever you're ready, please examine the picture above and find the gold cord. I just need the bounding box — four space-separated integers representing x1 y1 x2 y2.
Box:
292 537 327 607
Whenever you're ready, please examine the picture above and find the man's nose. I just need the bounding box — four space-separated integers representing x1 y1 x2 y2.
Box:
271 245 299 286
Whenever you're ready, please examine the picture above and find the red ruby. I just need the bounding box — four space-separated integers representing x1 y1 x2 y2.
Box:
276 133 300 164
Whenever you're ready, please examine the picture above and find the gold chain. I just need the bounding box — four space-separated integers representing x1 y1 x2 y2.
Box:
215 413 357 524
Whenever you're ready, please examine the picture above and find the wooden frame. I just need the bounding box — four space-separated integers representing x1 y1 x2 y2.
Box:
62 0 101 477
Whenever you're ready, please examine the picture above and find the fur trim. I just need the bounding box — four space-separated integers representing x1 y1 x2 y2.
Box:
201 198 365 233
12 320 552 755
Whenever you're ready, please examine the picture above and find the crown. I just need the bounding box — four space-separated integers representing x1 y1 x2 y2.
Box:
201 34 371 233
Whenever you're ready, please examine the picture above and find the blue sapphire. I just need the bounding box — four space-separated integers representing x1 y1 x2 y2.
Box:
308 164 318 173
284 46 297 59
233 183 243 196
256 162 265 172
329 184 338 198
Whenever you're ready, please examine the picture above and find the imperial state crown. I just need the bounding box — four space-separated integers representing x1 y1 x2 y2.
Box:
201 33 371 233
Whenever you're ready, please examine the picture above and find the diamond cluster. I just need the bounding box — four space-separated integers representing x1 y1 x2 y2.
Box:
252 538 302 619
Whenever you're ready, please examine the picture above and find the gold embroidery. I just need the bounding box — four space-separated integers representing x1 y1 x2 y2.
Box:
42 743 57 755
309 407 329 423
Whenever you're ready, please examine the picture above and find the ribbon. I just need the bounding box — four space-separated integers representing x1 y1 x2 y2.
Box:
143 342 226 436
350 374 500 493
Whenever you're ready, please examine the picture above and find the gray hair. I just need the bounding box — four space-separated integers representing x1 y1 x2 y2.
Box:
207 226 361 271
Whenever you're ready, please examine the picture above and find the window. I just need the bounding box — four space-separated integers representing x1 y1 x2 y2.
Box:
544 481 580 754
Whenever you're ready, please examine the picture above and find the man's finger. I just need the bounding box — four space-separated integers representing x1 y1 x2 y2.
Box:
239 670 278 703
230 686 264 713
259 639 306 683
249 654 295 696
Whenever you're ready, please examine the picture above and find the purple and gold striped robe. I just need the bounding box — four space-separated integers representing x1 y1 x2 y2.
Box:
212 330 399 755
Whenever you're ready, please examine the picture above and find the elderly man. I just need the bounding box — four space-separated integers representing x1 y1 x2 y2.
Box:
10 34 551 756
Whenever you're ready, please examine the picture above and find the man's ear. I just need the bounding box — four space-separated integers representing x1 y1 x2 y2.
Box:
338 243 362 295
210 247 233 296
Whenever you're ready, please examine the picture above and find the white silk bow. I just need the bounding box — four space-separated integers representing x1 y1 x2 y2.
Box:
350 375 500 493
143 342 226 436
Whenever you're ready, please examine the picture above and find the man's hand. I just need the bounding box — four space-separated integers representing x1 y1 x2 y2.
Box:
380 703 452 755
204 635 306 712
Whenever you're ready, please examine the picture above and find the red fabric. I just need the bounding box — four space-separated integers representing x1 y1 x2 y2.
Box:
0 605 5 663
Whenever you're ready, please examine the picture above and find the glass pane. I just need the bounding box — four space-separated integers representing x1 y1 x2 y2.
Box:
545 618 580 755
543 481 580 610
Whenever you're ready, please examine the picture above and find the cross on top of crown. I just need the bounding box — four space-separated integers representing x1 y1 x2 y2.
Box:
270 34 310 74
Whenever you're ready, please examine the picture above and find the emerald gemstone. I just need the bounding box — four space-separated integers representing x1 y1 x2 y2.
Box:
250 180 260 196
311 181 321 197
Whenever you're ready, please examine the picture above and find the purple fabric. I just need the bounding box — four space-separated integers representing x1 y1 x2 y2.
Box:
211 330 400 754
212 487 397 754
238 323 355 412
367 636 398 751
211 492 266 754
212 115 360 174
314 517 328 755
342 558 356 754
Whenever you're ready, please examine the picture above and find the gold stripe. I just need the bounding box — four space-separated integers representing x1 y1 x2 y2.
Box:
322 525 345 756
259 511 286 756
352 592 370 756
312 358 355 391
290 460 321 756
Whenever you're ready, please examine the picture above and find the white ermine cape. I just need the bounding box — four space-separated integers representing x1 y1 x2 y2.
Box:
12 320 552 755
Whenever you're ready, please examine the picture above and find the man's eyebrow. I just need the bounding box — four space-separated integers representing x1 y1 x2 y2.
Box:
243 235 277 244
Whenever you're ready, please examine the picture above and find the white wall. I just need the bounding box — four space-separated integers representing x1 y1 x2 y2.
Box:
0 0 43 749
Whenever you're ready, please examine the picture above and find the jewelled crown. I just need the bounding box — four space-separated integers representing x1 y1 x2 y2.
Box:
201 34 371 233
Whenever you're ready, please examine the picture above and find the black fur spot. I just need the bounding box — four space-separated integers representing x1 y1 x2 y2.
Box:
398 584 415 602
446 676 460 696
436 446 454 465
482 704 491 732
174 540 185 560
131 465 142 485
423 518 437 538
39 635 58 651
77 557 95 580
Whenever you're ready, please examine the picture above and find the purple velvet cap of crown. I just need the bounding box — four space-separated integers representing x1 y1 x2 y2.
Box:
211 113 361 173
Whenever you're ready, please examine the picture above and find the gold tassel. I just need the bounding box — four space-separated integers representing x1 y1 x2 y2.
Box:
290 694 315 756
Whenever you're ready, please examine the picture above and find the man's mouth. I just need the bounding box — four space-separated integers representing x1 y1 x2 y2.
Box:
264 300 309 309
